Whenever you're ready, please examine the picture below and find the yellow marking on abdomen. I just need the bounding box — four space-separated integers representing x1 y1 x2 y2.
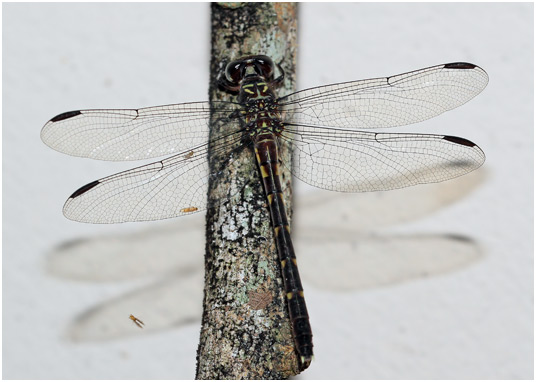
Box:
286 292 293 299
281 259 287 268
273 163 281 176
260 165 269 178
267 193 274 204
274 226 281 236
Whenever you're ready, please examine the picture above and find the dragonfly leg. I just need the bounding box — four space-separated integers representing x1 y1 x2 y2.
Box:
272 62 285 87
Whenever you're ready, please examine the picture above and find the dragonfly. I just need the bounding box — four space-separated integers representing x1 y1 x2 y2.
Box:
41 55 488 370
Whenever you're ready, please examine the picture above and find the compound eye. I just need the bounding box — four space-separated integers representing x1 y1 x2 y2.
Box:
255 56 275 78
225 61 243 83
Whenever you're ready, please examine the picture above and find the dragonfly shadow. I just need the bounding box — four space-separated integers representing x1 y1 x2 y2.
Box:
46 169 486 341
296 232 481 291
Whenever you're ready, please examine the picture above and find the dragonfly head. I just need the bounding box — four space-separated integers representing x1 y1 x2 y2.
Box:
224 55 275 84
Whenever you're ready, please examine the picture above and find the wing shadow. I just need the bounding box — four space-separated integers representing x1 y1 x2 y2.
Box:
46 169 486 341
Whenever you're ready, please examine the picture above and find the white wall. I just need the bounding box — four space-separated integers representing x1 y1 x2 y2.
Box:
3 3 533 379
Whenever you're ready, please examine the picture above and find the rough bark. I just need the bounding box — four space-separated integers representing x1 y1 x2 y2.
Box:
196 3 299 379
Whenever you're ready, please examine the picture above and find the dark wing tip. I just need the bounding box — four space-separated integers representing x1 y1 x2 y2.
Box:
50 110 82 122
442 135 477 147
443 62 477 70
69 180 100 198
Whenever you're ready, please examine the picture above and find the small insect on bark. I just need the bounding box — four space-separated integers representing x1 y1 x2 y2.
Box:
129 314 144 328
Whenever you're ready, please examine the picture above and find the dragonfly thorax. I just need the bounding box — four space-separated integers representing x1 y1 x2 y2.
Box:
240 90 284 139
245 116 284 140
238 78 276 103
219 56 286 143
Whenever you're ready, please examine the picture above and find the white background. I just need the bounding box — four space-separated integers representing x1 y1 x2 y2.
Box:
3 3 533 379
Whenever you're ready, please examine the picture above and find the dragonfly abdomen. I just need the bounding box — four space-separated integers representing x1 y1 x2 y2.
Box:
254 137 314 368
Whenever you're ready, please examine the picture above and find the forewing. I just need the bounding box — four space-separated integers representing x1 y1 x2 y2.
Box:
280 126 485 192
41 101 237 161
279 63 488 129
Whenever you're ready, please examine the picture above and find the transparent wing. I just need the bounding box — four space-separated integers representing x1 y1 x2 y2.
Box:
63 133 243 223
41 101 237 161
280 125 485 192
279 63 488 129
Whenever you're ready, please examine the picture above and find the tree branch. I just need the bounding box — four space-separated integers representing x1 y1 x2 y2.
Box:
196 3 299 379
